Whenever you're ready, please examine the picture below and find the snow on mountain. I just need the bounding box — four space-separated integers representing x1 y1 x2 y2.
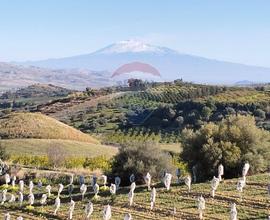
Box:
20 40 270 84
95 39 176 54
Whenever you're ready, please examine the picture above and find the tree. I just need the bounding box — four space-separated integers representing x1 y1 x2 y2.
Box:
225 107 236 115
175 116 184 127
110 141 174 185
127 79 147 90
201 106 212 121
86 87 96 96
47 145 67 168
181 115 270 181
254 109 266 120
164 106 176 119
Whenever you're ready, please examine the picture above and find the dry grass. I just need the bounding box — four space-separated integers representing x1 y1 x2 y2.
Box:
0 138 118 158
160 143 181 154
0 112 99 143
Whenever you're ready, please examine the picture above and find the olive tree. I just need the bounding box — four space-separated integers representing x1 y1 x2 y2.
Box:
110 141 174 185
181 115 270 181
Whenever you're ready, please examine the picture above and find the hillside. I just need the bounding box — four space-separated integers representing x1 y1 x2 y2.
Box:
0 84 75 113
0 139 117 158
0 173 269 219
1 81 270 145
0 83 74 99
41 81 269 144
0 62 113 92
200 89 270 104
0 112 99 143
38 92 124 120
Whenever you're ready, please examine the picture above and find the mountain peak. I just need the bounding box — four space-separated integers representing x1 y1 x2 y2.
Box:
94 39 176 54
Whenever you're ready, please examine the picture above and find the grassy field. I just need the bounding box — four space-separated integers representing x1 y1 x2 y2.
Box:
0 139 177 159
0 139 118 158
0 112 99 143
0 173 269 219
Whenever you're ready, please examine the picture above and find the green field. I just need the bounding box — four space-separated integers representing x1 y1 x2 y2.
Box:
0 173 269 219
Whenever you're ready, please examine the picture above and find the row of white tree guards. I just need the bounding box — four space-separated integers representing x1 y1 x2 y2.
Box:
1 162 270 219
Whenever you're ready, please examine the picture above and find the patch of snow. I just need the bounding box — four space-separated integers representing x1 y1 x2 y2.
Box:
96 39 174 54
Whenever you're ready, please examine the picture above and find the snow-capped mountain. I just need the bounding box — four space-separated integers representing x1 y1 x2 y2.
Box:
94 39 176 54
22 40 270 84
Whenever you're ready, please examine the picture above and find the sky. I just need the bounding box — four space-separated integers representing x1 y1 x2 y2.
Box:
0 0 270 67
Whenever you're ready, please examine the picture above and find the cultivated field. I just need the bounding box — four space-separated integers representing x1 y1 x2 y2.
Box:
0 173 269 219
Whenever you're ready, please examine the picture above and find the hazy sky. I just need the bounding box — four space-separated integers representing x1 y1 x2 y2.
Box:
1 0 269 67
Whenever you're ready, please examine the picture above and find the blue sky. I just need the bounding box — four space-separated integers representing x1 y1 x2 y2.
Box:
0 0 269 67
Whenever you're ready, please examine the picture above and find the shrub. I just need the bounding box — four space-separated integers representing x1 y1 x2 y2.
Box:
181 115 270 181
11 154 110 171
254 109 266 119
47 145 67 168
83 156 111 172
64 157 85 169
11 155 50 168
0 143 10 161
201 106 212 120
110 141 174 185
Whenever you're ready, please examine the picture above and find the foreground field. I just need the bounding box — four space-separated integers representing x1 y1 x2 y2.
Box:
0 139 118 158
0 173 269 219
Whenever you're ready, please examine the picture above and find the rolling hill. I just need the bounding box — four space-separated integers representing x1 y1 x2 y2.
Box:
0 112 99 143
0 62 113 92
0 112 120 158
0 83 74 100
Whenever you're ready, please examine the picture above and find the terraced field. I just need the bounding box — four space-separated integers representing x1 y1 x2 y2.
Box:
0 173 269 219
133 84 225 104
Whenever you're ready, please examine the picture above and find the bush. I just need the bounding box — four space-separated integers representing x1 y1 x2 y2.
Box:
181 115 270 181
47 145 67 168
11 154 111 171
110 141 174 185
201 106 212 120
0 143 10 161
83 156 111 172
254 109 266 119
64 157 85 169
11 155 50 168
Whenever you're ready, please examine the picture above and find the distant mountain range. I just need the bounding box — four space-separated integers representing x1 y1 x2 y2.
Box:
0 62 113 92
22 39 270 84
1 40 270 92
